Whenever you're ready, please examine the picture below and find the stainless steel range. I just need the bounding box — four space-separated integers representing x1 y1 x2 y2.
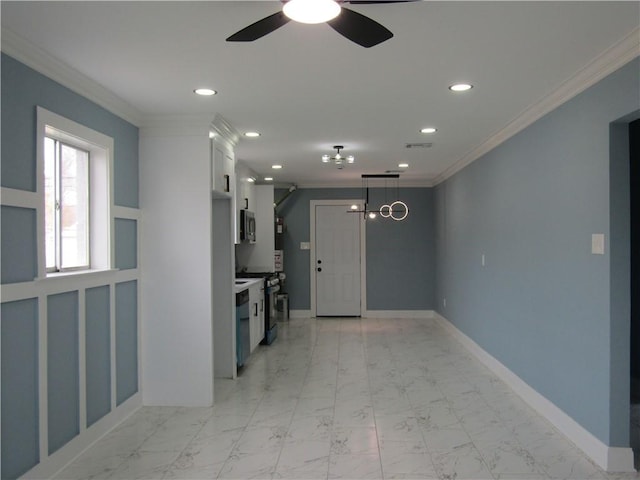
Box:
236 272 283 345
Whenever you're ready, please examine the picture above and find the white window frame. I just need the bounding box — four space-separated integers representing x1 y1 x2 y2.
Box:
36 106 114 278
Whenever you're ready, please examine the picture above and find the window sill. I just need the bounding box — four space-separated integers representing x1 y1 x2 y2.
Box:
37 268 120 282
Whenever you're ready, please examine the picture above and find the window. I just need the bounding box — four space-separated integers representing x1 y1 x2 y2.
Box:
37 107 113 276
44 138 90 271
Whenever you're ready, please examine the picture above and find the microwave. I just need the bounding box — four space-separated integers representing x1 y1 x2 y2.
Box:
240 209 256 243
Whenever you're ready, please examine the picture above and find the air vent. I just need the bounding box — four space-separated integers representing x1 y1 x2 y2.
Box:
405 142 432 149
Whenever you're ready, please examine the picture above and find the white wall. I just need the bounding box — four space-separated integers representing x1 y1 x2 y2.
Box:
139 124 214 406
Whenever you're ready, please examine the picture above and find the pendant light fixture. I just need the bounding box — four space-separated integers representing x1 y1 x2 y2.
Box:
348 174 409 221
322 145 355 169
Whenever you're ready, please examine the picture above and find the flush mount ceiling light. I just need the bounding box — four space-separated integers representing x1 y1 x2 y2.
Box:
283 0 341 24
420 127 437 134
272 164 283 169
264 177 274 181
398 163 409 168
322 145 355 170
244 131 261 138
449 83 473 92
194 88 217 96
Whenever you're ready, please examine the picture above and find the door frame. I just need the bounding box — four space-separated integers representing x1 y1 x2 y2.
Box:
310 199 367 317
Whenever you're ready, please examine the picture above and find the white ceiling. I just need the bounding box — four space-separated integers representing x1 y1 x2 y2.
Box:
2 1 638 186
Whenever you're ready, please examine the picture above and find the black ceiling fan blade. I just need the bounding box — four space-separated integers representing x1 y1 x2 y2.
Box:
327 7 393 48
226 11 290 42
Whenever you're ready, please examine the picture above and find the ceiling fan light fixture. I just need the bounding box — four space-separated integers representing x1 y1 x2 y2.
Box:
283 0 341 24
194 88 217 96
449 83 473 92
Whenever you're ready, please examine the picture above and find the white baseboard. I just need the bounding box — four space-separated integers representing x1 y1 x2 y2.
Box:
289 310 435 319
21 393 142 479
433 312 635 473
363 310 434 319
289 309 311 318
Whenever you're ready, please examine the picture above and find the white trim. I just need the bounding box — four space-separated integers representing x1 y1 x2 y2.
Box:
433 312 636 473
1 28 143 126
310 199 367 317
295 179 436 189
38 296 49 463
289 309 312 319
110 282 118 411
434 28 640 185
0 187 40 209
1 269 121 303
78 289 87 434
21 394 142 480
363 310 434 319
112 206 140 220
139 114 213 137
36 106 115 274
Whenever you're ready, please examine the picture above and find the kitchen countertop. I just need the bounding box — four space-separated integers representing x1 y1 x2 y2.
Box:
234 277 263 293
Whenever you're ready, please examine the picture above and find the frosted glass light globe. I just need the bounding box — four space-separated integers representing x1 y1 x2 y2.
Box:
283 0 341 24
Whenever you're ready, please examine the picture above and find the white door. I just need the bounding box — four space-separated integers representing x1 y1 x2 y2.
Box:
315 204 361 316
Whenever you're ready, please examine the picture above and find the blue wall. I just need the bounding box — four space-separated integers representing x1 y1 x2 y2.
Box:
434 58 639 445
276 187 435 311
1 54 139 207
85 286 111 427
1 299 39 480
1 54 140 478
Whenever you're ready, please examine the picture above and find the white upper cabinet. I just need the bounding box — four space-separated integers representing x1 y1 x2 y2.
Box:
235 161 258 244
210 116 239 198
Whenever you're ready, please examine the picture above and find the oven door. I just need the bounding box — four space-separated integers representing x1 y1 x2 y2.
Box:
267 284 280 327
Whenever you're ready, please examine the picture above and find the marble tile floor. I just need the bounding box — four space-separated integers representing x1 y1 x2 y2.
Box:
54 317 638 480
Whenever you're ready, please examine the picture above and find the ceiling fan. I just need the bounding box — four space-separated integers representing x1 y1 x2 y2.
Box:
226 0 417 48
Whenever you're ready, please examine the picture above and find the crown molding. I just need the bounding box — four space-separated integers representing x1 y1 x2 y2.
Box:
293 178 436 189
1 28 144 126
434 27 640 186
138 114 215 138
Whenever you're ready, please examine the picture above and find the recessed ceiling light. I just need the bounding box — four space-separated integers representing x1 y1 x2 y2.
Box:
272 164 282 169
247 177 256 183
449 83 473 92
194 88 217 96
245 132 261 138
420 127 437 134
264 177 274 181
398 163 409 168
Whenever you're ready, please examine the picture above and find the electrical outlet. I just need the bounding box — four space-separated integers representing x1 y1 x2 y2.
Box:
443 298 447 308
481 254 486 266
591 234 605 255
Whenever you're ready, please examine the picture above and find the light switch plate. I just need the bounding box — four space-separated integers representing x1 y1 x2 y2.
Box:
300 242 310 250
591 234 605 255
